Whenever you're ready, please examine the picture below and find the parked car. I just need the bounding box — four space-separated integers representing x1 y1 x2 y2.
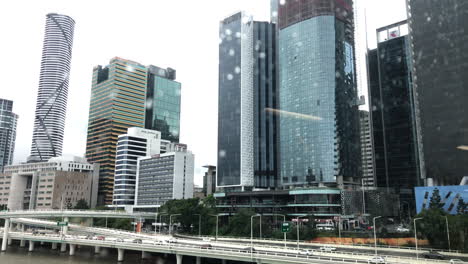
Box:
116 238 124 242
422 251 445 260
368 256 387 264
319 246 336 252
396 226 410 232
95 236 105 241
202 237 211 242
449 259 464 264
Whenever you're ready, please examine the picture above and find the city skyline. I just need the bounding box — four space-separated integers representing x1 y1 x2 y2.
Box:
0 0 406 185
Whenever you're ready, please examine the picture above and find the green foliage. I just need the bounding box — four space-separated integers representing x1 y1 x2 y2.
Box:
413 208 468 252
457 198 466 215
73 199 89 209
159 197 217 235
429 188 443 210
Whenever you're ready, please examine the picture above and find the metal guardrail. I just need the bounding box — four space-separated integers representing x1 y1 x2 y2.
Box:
2 231 396 264
0 209 156 218
200 235 460 254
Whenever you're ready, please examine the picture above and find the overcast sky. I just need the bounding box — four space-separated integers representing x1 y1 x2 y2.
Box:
0 0 406 186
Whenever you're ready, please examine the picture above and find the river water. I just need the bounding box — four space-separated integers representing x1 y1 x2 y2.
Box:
0 244 181 264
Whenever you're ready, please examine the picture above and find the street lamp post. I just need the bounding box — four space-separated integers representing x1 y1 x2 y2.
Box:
445 216 450 251
373 216 382 255
209 214 219 241
153 213 158 235
271 214 286 248
296 215 307 250
169 214 181 235
414 217 423 260
338 215 342 244
158 213 168 234
250 214 261 258
193 214 201 237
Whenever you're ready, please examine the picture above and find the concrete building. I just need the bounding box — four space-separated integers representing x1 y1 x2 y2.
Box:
113 127 161 206
29 13 75 162
203 165 216 196
0 156 99 210
193 186 205 199
134 146 194 210
359 111 375 187
0 99 18 173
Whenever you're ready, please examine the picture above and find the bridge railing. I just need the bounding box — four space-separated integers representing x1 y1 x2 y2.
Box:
193 234 460 254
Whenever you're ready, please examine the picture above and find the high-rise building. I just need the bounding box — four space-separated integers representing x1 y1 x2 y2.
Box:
86 57 181 205
86 57 147 205
134 147 194 209
407 0 468 186
359 111 374 187
0 99 18 172
113 128 161 206
145 66 181 143
277 0 361 187
217 12 278 190
202 165 216 196
29 13 75 162
367 21 420 209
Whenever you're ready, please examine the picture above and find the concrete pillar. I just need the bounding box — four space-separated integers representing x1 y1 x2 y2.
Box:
7 238 12 245
221 259 226 264
60 242 67 252
40 241 44 245
2 218 10 251
176 254 183 264
20 239 26 247
94 246 100 254
141 251 150 259
117 248 125 262
69 244 76 256
196 256 201 264
63 217 69 235
28 241 34 252
52 242 58 250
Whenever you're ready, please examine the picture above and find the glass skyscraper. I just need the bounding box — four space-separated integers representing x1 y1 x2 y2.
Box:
277 0 360 186
217 12 278 190
407 0 468 185
145 66 181 143
29 13 75 162
0 99 18 173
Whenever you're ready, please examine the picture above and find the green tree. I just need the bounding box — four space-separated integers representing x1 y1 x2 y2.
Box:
74 199 89 209
429 188 443 210
457 198 466 215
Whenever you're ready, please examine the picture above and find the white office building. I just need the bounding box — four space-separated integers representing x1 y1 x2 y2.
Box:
134 145 194 210
113 127 161 206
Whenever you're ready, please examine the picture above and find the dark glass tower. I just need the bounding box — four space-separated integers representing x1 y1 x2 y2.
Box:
277 0 360 186
368 21 420 210
217 12 278 189
407 0 468 185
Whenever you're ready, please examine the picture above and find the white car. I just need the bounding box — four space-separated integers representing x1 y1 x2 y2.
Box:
202 237 211 242
368 256 387 264
449 259 464 264
319 246 336 252
298 249 313 256
396 227 410 232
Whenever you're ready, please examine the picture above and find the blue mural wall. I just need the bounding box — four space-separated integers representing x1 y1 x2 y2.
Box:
415 186 468 214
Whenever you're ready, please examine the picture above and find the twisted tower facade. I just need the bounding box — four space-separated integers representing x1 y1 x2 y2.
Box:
29 13 75 162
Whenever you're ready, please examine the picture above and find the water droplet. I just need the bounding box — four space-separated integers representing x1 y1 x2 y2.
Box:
225 29 232 35
234 66 241 74
219 150 226 158
227 74 233 80
229 49 235 56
